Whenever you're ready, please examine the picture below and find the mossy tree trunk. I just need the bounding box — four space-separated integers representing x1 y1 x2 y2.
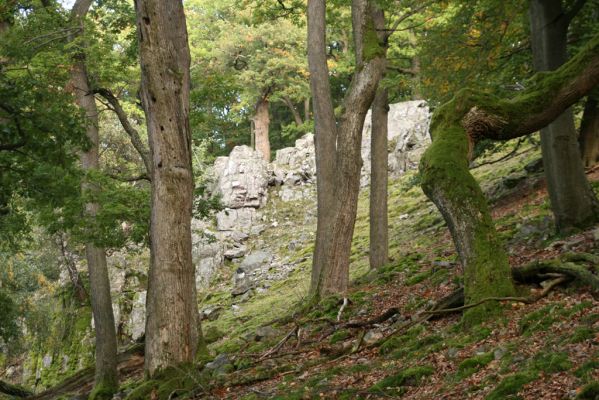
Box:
135 0 199 376
529 0 599 232
419 33 599 326
308 0 387 299
68 1 118 397
579 92 599 168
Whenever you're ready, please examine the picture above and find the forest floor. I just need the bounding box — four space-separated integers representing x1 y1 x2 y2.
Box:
23 138 599 400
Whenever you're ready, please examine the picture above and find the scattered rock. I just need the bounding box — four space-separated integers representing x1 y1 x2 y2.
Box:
494 347 507 360
502 173 527 189
254 326 280 342
224 245 247 260
524 158 543 174
363 330 384 345
205 354 233 374
201 306 223 321
239 251 273 273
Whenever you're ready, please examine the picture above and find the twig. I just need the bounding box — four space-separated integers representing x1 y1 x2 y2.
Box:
259 326 298 361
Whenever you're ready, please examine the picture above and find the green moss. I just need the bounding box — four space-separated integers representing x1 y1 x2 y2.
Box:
204 326 225 344
330 329 350 344
577 382 599 399
531 351 571 373
574 357 599 382
369 365 434 395
456 352 494 379
568 327 595 344
485 371 537 400
124 364 205 400
89 380 118 400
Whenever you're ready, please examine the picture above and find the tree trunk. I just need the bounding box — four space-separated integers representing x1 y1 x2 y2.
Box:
579 93 599 167
253 97 271 161
529 0 598 232
369 88 389 269
135 0 199 376
283 96 304 126
419 32 599 326
69 2 118 397
304 98 311 123
308 0 386 299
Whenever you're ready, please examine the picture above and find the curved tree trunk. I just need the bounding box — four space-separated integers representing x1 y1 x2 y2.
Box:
135 0 199 376
529 0 598 232
579 93 599 168
69 2 118 397
254 97 271 161
308 0 386 298
369 88 389 269
420 33 599 326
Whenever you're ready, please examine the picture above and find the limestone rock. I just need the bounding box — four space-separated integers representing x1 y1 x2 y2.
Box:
361 100 431 186
212 145 269 209
127 291 146 341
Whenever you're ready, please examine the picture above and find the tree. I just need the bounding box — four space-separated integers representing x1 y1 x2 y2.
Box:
186 0 310 160
369 88 389 269
579 91 599 167
134 0 200 375
529 0 599 232
308 0 386 298
419 33 599 326
68 1 118 397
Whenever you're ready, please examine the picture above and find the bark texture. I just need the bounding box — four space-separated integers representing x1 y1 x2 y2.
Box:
254 97 271 161
369 88 389 269
308 0 386 298
529 0 598 232
579 93 599 167
419 32 599 326
69 2 118 396
135 0 199 376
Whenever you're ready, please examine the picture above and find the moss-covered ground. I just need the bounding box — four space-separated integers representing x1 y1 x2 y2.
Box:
5 137 598 399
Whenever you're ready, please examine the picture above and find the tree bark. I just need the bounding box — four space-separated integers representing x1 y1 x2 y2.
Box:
529 0 598 232
134 0 199 376
579 93 599 167
304 98 310 123
369 88 389 269
308 0 386 298
68 2 118 397
283 96 304 126
254 96 271 161
419 32 599 326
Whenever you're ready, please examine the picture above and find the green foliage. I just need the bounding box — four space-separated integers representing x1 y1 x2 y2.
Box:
0 289 18 343
576 382 599 400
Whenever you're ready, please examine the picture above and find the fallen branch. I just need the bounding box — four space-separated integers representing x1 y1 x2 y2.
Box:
259 326 298 361
337 297 349 321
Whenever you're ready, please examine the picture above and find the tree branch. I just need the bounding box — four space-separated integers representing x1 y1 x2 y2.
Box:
93 88 152 177
564 0 587 26
462 33 599 143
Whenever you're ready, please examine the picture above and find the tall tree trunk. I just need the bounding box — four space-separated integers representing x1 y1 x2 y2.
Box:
369 88 389 269
69 2 118 397
134 0 199 376
579 93 599 167
420 33 599 326
308 0 386 299
529 0 598 232
254 97 271 161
